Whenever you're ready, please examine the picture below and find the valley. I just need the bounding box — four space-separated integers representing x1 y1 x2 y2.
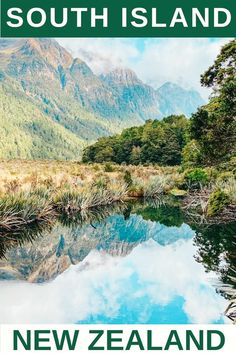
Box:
0 38 204 159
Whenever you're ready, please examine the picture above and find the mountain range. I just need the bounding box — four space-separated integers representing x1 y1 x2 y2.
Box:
0 38 205 159
0 212 193 282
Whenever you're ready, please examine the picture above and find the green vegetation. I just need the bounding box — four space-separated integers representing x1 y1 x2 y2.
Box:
207 190 230 217
190 39 236 165
81 39 236 223
123 170 133 186
0 39 235 232
184 168 209 190
0 192 54 231
83 40 235 170
0 84 84 159
83 115 189 166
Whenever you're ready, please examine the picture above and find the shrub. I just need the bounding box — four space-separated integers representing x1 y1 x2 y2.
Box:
143 176 167 198
215 177 236 205
123 170 133 187
104 163 114 173
92 164 101 172
207 190 230 217
0 192 54 231
127 184 144 198
217 171 235 182
184 168 209 190
93 176 108 189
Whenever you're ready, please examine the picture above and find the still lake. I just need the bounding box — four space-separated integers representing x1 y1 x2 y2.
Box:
0 200 235 324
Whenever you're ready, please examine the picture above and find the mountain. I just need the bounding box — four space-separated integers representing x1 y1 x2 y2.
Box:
0 213 193 283
0 38 204 160
100 68 161 120
157 82 205 117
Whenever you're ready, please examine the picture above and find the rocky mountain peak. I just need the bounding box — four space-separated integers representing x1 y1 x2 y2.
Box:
17 38 73 69
101 67 141 86
160 81 180 90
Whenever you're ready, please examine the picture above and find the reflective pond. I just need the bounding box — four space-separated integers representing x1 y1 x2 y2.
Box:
0 200 235 324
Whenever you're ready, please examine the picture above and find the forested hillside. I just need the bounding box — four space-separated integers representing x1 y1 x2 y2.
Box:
0 82 84 159
0 38 204 159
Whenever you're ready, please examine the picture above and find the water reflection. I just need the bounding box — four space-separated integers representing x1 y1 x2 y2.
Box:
0 200 234 325
193 222 236 289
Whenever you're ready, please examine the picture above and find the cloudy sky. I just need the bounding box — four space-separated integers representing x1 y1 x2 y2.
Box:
0 220 227 325
57 38 229 99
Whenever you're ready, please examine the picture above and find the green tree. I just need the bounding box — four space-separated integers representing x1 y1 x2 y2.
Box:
130 146 141 165
201 39 236 88
182 140 202 168
95 146 114 163
190 39 236 165
82 115 189 166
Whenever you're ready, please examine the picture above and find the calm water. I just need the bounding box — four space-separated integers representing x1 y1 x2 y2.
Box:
0 200 235 324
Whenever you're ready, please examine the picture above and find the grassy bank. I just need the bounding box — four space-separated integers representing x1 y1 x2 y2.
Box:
0 160 235 232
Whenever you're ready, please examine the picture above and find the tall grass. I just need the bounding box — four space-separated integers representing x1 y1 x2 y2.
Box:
0 160 235 231
55 182 127 214
215 178 236 204
0 192 54 232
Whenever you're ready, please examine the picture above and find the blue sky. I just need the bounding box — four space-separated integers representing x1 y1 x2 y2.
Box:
0 218 227 324
57 38 229 99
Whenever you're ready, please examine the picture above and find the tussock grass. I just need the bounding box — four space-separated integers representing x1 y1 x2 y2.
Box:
0 193 55 232
55 182 127 214
215 178 236 205
0 160 235 231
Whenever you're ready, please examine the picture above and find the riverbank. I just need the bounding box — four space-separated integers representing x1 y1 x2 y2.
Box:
0 160 235 232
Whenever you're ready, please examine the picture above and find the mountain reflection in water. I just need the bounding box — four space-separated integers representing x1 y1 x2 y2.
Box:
0 200 235 325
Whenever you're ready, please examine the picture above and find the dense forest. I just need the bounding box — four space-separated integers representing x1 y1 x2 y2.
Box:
83 39 236 168
82 115 189 166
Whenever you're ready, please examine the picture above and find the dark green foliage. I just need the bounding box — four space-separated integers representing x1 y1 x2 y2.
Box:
194 221 236 285
136 202 184 228
190 84 236 165
184 168 209 190
207 190 230 217
104 163 114 173
201 39 236 88
123 171 133 187
189 40 236 166
82 115 189 166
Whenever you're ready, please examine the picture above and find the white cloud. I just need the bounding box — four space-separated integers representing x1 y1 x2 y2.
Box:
0 239 227 324
57 38 229 99
132 38 229 99
57 38 139 74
